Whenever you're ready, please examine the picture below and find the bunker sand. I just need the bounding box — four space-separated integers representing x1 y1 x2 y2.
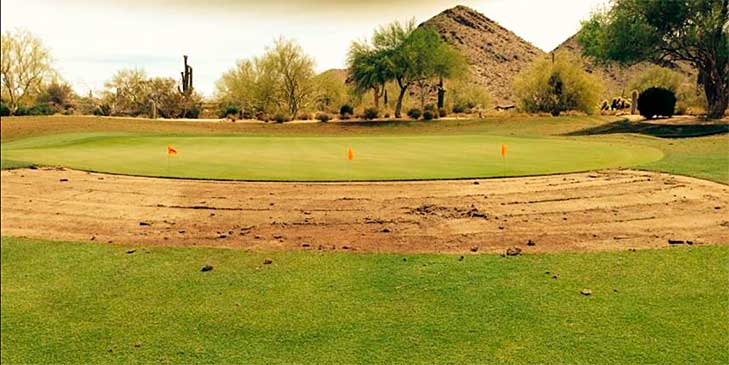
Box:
2 168 727 254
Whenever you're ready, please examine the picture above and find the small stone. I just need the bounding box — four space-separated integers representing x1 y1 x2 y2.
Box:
552 275 559 279
263 259 273 265
470 246 479 252
273 234 284 239
342 245 350 250
126 249 136 254
458 256 464 261
715 206 721 210
402 258 407 262
381 227 391 233
473 181 480 185
580 288 592 296
90 236 96 241
498 226 504 230
505 246 522 256
201 264 213 272
527 240 536 246
302 243 311 248
217 234 227 239
668 239 685 245
139 221 151 226
59 178 68 182
134 342 142 348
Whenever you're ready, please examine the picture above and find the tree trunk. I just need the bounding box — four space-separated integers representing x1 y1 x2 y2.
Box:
419 81 426 110
372 86 380 109
395 80 408 118
703 71 728 119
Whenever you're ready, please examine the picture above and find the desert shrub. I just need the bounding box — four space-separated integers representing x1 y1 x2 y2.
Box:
0 102 10 116
26 103 54 116
273 112 291 123
513 51 602 116
384 112 390 118
363 107 379 120
407 108 422 119
183 105 201 119
297 112 311 120
218 104 241 118
438 108 447 117
315 112 331 122
339 112 351 120
340 104 354 116
422 110 435 120
449 78 491 113
424 104 436 112
638 87 676 119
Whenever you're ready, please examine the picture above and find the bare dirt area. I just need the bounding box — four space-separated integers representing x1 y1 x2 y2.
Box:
2 168 727 254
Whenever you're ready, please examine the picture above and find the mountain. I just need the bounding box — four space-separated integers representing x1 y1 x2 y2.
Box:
422 5 544 104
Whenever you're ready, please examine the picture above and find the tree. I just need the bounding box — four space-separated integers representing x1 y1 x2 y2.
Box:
37 80 77 113
346 41 391 109
268 38 315 117
312 70 348 113
578 0 728 119
0 29 56 114
102 68 149 116
215 38 315 119
513 51 603 116
370 20 416 118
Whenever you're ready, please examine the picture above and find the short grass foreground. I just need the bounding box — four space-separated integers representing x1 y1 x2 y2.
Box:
2 237 728 364
0 132 662 180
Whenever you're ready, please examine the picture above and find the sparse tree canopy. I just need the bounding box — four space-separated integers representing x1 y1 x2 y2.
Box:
102 68 201 118
513 51 603 116
216 38 315 119
1 29 56 114
578 0 728 118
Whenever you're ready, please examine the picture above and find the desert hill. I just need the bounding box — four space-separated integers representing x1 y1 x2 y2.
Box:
422 5 544 104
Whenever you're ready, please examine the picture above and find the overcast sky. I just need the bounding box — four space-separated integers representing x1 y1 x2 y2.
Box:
1 0 607 97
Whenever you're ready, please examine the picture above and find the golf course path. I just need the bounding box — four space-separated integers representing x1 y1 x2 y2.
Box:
2 168 727 254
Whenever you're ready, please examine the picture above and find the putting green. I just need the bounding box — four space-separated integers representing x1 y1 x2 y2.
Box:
1 133 663 181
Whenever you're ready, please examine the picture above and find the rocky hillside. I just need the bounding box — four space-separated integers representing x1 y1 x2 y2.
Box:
552 33 697 99
422 5 544 104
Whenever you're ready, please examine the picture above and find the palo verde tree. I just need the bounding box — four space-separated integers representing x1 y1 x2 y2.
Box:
578 0 729 119
0 29 56 114
346 41 392 109
349 19 465 118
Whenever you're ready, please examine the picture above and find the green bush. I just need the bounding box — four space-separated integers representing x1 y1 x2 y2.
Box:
452 104 466 113
422 110 435 120
407 108 422 119
363 107 379 120
513 51 602 116
218 105 241 119
638 87 676 119
339 104 354 116
315 112 331 122
26 103 54 116
0 102 10 116
273 112 290 123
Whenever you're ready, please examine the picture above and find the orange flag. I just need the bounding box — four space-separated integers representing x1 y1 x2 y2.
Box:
500 144 507 158
167 145 177 156
347 146 354 161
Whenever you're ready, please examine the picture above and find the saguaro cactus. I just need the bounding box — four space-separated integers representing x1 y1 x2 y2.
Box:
179 55 193 96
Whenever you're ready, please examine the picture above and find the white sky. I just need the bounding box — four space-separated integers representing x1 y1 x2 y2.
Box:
1 0 608 97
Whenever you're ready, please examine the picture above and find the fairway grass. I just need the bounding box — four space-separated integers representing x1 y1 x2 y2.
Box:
1 237 728 364
0 133 663 181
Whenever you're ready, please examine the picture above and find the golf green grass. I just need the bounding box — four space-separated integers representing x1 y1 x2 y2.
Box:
2 237 727 364
0 132 663 180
